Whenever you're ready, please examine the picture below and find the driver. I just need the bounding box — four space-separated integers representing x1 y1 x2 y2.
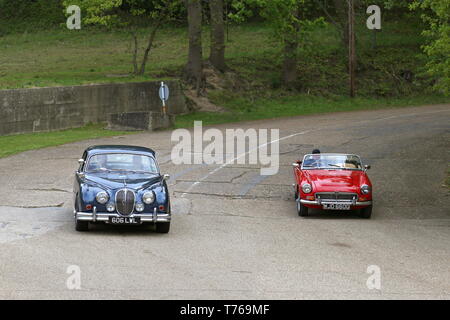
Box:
303 149 322 167
133 155 144 171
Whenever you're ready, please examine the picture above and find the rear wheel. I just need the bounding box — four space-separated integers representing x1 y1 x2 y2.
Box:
155 222 170 233
360 205 373 219
296 199 309 217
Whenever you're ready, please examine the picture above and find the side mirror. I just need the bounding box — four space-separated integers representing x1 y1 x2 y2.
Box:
364 165 371 170
78 159 85 165
163 174 170 181
77 172 86 179
292 163 300 168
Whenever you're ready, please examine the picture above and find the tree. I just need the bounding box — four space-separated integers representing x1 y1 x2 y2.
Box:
332 0 350 46
411 0 450 95
209 0 226 71
257 0 324 88
185 0 204 93
63 0 182 76
228 0 324 88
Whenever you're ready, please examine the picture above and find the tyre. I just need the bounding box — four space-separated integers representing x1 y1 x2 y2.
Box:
296 199 309 217
75 220 89 232
360 205 373 219
74 200 89 231
155 222 170 233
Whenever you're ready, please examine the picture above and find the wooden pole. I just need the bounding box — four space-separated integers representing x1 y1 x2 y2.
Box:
348 0 356 98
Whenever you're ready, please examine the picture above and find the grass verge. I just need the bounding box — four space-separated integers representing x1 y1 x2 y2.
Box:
0 123 133 159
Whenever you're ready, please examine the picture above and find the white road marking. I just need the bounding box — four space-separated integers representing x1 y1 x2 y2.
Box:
180 130 311 197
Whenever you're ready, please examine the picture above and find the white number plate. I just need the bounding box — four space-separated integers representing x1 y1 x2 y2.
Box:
323 203 351 210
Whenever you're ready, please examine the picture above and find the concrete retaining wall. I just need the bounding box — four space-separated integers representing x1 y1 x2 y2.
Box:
0 81 187 135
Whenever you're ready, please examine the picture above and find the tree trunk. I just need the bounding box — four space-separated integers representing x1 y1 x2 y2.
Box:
282 38 299 88
209 0 226 72
185 0 204 94
138 20 162 75
132 32 139 75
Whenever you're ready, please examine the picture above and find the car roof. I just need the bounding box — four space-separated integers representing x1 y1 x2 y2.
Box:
85 145 156 156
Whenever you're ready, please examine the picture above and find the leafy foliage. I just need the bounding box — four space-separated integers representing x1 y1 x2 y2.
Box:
0 0 63 34
410 0 450 95
62 0 182 28
229 0 325 40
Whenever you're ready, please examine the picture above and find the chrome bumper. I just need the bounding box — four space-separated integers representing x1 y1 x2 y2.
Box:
300 199 372 206
74 209 171 223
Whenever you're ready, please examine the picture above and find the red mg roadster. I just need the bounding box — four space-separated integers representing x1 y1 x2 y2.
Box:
292 153 373 218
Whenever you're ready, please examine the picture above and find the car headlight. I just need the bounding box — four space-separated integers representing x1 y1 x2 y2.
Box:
142 191 155 204
96 191 109 204
302 183 312 194
106 203 115 212
361 185 371 194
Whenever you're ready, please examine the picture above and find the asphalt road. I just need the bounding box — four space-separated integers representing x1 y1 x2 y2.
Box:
0 104 449 299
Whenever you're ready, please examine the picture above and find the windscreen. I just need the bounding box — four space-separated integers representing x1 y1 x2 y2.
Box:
86 153 158 173
302 154 362 170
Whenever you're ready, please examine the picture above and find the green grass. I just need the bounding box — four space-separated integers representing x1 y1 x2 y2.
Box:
0 123 134 159
0 23 276 89
0 18 428 93
175 93 449 128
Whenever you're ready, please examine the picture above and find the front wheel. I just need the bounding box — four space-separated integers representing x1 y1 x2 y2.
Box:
155 222 170 233
75 220 89 232
296 199 309 217
360 205 373 219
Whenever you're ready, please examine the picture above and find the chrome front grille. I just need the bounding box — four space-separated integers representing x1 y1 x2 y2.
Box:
316 192 358 202
115 189 135 216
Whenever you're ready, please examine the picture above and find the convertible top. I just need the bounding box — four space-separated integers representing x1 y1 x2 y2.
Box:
85 145 156 157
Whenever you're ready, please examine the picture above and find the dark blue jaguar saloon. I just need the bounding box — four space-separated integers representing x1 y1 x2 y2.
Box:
73 145 171 233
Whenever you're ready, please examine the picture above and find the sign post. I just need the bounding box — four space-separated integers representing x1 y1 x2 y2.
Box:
159 82 170 116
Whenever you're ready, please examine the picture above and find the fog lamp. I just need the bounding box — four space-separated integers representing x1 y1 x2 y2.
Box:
135 203 145 212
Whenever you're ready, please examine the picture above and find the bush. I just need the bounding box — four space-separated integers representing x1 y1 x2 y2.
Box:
0 0 64 34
